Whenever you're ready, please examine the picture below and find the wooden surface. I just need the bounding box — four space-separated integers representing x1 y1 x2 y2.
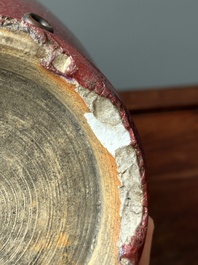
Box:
120 86 198 111
119 88 198 265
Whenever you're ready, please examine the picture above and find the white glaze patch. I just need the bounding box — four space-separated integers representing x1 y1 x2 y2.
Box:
52 54 72 73
75 85 143 260
84 113 130 156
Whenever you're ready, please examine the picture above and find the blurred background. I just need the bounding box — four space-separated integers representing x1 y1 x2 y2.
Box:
37 0 198 91
37 1 198 264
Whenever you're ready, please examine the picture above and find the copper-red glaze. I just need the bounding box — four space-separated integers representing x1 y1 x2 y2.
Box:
0 1 148 264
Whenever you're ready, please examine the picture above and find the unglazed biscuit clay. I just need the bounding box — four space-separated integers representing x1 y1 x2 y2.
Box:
0 1 148 264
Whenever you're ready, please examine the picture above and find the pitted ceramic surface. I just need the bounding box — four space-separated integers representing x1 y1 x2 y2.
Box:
0 17 148 264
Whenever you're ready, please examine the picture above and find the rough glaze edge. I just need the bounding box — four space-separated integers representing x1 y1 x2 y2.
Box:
0 15 148 265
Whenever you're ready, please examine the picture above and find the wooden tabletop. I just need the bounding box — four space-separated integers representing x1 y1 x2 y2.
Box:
119 86 198 265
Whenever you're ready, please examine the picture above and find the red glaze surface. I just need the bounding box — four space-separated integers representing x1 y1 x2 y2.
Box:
0 1 148 264
0 0 85 53
120 209 148 263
